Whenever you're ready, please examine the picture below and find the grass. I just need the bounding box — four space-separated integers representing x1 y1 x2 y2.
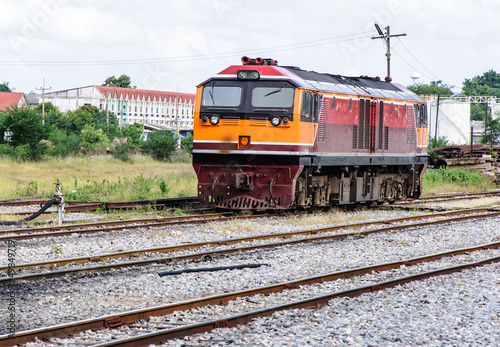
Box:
0 154 197 201
284 209 381 227
421 168 496 196
0 156 497 204
418 196 500 210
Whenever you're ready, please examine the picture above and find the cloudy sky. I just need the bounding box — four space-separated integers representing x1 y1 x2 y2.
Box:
1 0 499 95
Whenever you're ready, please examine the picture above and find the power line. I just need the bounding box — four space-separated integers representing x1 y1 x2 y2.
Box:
396 38 440 81
0 31 373 67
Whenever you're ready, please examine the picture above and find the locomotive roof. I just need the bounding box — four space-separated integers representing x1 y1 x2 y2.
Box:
208 64 425 103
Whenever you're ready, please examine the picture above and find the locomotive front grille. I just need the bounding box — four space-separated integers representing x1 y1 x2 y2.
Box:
249 119 267 126
222 119 241 125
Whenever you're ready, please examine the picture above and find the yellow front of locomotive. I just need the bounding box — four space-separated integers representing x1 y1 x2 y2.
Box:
192 62 316 209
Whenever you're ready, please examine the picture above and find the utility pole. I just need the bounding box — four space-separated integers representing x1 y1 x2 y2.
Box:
176 87 179 135
36 77 52 124
484 103 488 144
372 23 406 81
434 94 440 148
106 85 110 124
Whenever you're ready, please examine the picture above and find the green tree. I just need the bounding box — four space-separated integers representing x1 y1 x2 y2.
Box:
47 129 81 157
0 106 47 160
81 124 110 151
121 123 143 147
102 74 136 88
35 102 57 114
180 135 193 153
142 130 178 161
0 82 12 92
462 70 500 121
407 81 454 96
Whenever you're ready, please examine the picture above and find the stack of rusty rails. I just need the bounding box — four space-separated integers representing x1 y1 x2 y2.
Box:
430 145 500 184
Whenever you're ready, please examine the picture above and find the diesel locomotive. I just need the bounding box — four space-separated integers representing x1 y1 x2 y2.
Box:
192 57 428 210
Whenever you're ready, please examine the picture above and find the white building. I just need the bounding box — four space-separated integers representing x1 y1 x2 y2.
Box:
40 85 196 132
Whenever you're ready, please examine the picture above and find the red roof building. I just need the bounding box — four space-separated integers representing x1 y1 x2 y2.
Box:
0 92 27 111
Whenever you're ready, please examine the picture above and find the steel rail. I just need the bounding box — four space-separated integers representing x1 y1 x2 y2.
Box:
0 212 243 242
395 190 500 204
0 196 198 208
0 211 230 235
1 208 499 280
2 243 499 346
93 254 500 347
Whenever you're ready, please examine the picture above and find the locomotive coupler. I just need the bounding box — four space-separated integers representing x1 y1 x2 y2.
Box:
233 172 253 191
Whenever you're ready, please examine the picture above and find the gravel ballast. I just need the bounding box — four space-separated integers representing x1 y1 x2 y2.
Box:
0 209 498 345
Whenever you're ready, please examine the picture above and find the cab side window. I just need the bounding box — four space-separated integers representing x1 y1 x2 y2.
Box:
301 91 322 122
301 92 312 119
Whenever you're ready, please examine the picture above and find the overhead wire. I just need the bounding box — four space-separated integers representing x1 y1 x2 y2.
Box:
393 37 441 81
0 31 374 67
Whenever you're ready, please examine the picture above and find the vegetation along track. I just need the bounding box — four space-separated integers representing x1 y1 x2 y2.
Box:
2 240 499 346
2 207 499 282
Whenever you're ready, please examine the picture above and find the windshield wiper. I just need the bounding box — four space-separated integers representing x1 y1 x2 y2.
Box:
264 82 287 97
208 82 216 105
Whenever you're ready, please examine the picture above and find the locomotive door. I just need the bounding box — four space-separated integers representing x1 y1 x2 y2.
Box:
369 101 377 153
358 99 378 153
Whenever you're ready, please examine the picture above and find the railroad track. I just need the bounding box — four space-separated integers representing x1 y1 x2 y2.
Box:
3 241 499 346
394 190 500 205
0 212 245 241
2 207 499 282
0 196 200 218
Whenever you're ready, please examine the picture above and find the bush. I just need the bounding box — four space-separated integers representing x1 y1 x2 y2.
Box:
81 124 110 151
142 130 178 161
111 142 131 162
48 130 81 157
0 144 12 156
423 168 489 189
181 135 193 153
0 106 47 161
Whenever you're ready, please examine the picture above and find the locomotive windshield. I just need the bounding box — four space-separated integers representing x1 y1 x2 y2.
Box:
252 85 295 108
201 85 242 107
200 80 296 113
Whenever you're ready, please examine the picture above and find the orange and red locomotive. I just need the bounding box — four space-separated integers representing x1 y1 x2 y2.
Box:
192 57 428 209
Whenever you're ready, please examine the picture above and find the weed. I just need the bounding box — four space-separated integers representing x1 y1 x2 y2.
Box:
15 180 39 197
51 245 63 254
172 208 183 216
159 179 169 195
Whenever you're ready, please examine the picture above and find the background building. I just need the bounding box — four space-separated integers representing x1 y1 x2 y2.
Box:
39 86 196 135
426 95 500 145
0 92 27 111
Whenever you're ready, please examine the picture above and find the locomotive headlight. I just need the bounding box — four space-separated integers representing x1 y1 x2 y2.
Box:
281 117 289 125
209 115 220 125
201 115 208 123
237 70 260 80
270 116 281 127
